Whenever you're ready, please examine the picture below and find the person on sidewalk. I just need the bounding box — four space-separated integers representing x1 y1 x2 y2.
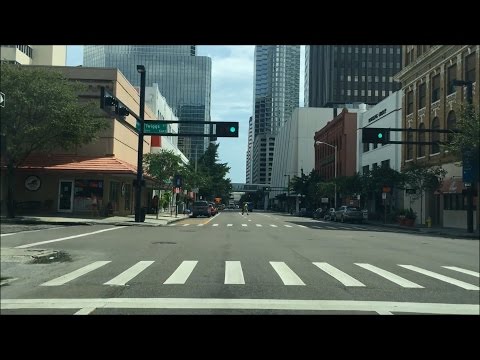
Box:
91 193 99 217
152 195 159 215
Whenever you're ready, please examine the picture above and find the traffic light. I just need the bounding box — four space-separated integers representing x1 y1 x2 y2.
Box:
216 122 239 137
362 128 390 144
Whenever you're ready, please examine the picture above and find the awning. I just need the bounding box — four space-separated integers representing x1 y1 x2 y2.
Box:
435 178 464 194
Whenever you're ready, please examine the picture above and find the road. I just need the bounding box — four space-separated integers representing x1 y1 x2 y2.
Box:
1 210 479 314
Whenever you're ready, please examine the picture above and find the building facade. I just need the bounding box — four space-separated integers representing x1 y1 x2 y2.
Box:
394 45 479 229
1 45 66 66
314 109 358 183
305 45 402 107
83 45 211 163
251 45 300 184
0 66 158 217
246 116 254 184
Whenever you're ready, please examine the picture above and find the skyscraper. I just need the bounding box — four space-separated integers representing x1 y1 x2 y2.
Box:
246 116 253 184
250 45 300 185
83 45 211 162
305 45 402 107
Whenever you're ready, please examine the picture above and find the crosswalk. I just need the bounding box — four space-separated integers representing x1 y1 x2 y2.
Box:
168 222 387 231
39 260 479 291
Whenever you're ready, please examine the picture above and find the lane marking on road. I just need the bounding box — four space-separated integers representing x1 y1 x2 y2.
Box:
399 265 479 290
270 262 305 286
248 219 252 222
104 261 155 286
168 224 177 226
355 263 423 288
2 298 478 315
376 310 393 315
1 226 65 237
224 261 245 285
284 225 293 228
182 224 190 227
74 307 96 315
442 266 479 278
297 225 307 228
212 224 219 227
202 213 220 225
270 225 278 228
242 224 248 227
227 224 233 227
15 227 126 249
313 262 365 287
256 224 262 227
163 261 198 285
40 261 111 286
197 224 205 227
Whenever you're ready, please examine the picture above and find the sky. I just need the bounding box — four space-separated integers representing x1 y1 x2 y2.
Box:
66 45 305 183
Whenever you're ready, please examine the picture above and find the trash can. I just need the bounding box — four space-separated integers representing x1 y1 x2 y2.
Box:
140 207 147 222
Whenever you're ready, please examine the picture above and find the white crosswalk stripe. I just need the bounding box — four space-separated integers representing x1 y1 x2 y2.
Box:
164 261 198 285
182 224 190 227
284 225 293 228
242 224 248 227
212 224 219 227
355 263 423 288
197 224 204 227
256 224 263 227
41 261 111 286
313 262 365 287
225 261 245 285
442 266 480 278
399 265 479 290
297 225 307 228
270 262 305 285
104 261 154 286
227 224 233 227
270 224 278 227
168 224 177 226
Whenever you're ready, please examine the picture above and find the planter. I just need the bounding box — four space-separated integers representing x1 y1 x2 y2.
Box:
398 216 406 226
405 218 415 226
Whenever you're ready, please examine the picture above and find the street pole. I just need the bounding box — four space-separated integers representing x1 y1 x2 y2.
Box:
135 65 146 222
465 82 473 233
334 145 337 210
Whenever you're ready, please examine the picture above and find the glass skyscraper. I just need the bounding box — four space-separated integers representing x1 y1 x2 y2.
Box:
83 45 211 162
249 45 300 185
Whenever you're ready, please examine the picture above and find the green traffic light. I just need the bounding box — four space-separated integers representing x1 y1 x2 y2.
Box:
229 126 236 133
378 133 383 139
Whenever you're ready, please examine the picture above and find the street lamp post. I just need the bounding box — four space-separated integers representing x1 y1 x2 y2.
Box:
315 141 337 209
284 174 290 213
135 65 146 222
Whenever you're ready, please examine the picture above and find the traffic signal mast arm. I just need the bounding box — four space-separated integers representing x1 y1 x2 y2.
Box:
362 127 461 145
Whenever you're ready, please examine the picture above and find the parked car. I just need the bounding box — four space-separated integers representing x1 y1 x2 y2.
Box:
191 201 211 218
335 206 364 223
324 208 336 221
299 208 313 217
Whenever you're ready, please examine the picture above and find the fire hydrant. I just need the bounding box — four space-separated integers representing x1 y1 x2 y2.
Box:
426 216 432 228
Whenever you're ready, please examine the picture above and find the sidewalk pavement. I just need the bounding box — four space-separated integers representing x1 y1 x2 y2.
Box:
366 220 479 240
0 212 189 227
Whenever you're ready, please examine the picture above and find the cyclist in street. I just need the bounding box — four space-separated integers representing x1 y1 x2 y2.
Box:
242 202 249 215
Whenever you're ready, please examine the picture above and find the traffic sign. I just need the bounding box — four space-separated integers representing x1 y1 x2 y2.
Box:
382 192 387 200
137 121 168 135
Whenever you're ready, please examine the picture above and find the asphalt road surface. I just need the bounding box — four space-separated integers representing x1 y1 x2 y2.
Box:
1 210 479 315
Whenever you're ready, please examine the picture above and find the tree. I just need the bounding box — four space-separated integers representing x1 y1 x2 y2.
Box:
143 150 183 187
402 162 447 223
0 64 108 218
443 104 479 157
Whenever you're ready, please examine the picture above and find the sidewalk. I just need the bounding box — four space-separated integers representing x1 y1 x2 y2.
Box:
366 220 480 240
0 212 189 227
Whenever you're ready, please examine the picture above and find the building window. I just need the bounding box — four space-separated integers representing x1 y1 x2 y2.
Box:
431 117 440 154
363 142 369 152
432 74 440 102
417 123 425 157
418 83 426 109
465 52 476 83
407 91 414 114
447 64 457 95
406 130 414 160
447 111 457 143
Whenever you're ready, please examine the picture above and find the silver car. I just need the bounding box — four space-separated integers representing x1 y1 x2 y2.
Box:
335 206 363 223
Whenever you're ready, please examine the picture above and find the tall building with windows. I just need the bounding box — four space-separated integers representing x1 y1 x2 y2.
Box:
246 116 254 184
305 45 402 107
394 45 479 229
83 45 211 162
0 45 66 66
251 45 300 185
